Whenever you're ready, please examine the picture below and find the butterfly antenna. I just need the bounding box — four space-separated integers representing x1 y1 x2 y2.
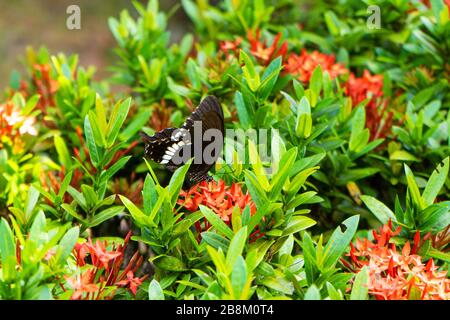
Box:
139 131 152 142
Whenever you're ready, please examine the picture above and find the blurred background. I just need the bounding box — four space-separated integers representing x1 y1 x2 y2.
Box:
0 0 187 89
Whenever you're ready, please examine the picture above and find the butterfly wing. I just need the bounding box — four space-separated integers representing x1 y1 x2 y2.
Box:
140 128 181 172
141 96 224 183
184 96 224 183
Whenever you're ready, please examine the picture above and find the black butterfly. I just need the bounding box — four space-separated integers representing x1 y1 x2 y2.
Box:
140 96 224 185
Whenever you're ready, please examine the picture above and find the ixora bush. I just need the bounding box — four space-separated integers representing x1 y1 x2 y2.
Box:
0 0 449 300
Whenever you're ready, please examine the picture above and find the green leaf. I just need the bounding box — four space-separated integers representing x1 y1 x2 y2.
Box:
25 185 40 221
322 216 359 269
200 205 234 239
418 202 450 231
120 109 151 141
269 148 297 199
239 50 260 92
231 256 248 299
54 135 72 170
88 110 106 148
350 266 369 300
148 280 165 300
248 141 270 191
304 285 321 300
258 57 282 100
152 255 187 272
143 174 158 215
56 226 79 264
29 211 46 243
80 184 98 208
226 227 248 269
119 195 154 228
106 98 132 147
234 91 251 129
282 216 316 236
427 247 450 263
168 160 192 206
326 282 343 300
88 206 124 228
324 11 340 36
84 116 100 167
361 195 397 224
167 77 191 97
336 168 379 185
0 218 17 282
390 150 419 162
405 164 426 210
95 94 108 133
301 232 317 285
201 232 230 251
422 157 449 206
244 170 269 209
296 97 312 139
262 274 294 295
103 156 131 181
58 171 73 198
309 65 323 101
61 204 87 224
349 107 368 152
67 186 88 211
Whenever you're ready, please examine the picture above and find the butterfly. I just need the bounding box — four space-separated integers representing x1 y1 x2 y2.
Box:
140 96 224 186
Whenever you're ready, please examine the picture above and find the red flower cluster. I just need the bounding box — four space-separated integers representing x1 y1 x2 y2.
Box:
64 232 147 300
285 49 348 83
220 37 243 60
247 30 288 66
178 180 263 241
342 221 450 300
345 70 393 140
219 29 287 66
178 179 256 222
346 70 383 106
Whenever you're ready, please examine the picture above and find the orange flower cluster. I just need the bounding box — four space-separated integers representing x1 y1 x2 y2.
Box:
219 30 348 84
65 232 147 299
178 179 256 222
178 179 263 241
220 37 243 60
0 101 37 152
346 70 383 106
285 49 348 83
343 221 450 300
149 99 174 132
345 70 393 140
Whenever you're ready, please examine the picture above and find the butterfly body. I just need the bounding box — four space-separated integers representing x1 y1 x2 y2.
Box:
140 96 224 185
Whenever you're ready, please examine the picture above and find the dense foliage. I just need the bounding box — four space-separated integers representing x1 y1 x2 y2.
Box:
0 0 449 300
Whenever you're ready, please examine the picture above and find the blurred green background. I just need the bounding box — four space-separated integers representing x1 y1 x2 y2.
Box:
0 0 186 89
